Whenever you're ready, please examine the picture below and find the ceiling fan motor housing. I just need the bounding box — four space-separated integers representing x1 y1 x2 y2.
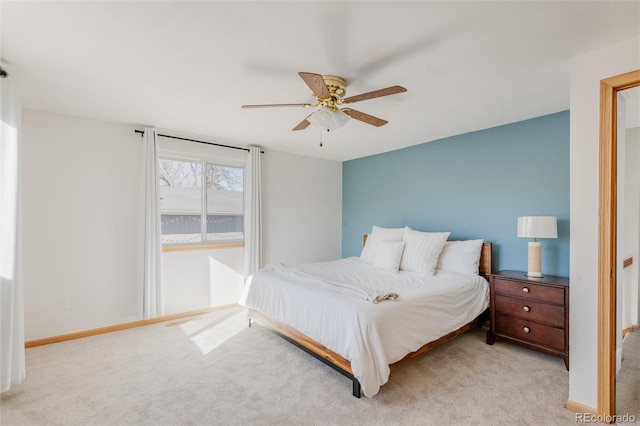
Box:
321 75 347 101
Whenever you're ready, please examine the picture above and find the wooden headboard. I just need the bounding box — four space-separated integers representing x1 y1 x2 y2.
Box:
362 234 492 276
479 243 492 276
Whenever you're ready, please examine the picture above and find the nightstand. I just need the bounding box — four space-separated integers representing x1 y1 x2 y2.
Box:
486 270 569 370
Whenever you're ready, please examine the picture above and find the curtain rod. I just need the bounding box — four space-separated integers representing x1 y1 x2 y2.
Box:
134 130 263 153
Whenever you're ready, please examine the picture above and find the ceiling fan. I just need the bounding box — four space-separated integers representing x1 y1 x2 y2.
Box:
242 72 407 134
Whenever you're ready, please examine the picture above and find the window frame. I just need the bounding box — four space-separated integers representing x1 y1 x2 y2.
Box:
158 153 245 249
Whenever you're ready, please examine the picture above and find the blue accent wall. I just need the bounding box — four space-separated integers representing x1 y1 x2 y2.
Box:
342 111 570 276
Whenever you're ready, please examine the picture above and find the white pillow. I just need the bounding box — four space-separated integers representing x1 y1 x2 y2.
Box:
360 226 406 264
372 241 405 273
400 228 450 275
436 239 484 275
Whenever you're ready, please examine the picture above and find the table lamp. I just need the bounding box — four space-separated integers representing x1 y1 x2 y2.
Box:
517 216 558 278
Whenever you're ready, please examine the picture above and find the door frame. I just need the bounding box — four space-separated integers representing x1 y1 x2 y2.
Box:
598 69 640 419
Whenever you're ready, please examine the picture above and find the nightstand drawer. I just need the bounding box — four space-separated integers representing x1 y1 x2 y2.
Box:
494 277 564 305
494 295 565 328
495 314 564 352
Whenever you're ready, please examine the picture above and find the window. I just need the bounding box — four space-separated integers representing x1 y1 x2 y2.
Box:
159 157 244 245
206 164 244 242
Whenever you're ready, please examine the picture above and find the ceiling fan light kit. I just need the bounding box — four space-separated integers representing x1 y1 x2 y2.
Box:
307 106 350 132
241 72 407 145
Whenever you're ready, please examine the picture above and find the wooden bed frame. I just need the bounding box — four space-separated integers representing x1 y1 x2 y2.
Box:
247 241 493 398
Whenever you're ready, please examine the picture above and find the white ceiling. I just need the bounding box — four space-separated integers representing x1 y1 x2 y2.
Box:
1 1 639 161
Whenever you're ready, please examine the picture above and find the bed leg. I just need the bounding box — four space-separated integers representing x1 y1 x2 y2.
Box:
248 317 253 328
352 379 361 398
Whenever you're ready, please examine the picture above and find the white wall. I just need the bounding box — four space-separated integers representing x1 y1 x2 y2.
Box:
623 127 640 332
261 150 342 265
162 247 244 315
615 98 640 373
569 36 640 408
22 109 143 340
21 110 343 339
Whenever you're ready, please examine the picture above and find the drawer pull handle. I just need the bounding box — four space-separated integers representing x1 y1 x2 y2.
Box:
523 326 531 333
522 287 530 293
523 305 530 312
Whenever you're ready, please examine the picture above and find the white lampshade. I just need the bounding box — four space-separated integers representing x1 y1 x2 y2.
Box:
517 216 557 278
307 106 350 131
517 216 558 239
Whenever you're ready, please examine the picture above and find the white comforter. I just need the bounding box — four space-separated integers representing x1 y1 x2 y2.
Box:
239 257 489 397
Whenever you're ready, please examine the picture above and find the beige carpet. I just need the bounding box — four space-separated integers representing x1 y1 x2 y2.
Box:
0 308 587 425
618 330 640 421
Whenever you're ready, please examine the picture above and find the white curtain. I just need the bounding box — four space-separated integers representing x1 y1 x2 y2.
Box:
244 146 262 276
140 129 163 319
0 64 25 392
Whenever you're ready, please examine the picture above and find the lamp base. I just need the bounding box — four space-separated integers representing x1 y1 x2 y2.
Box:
527 241 542 278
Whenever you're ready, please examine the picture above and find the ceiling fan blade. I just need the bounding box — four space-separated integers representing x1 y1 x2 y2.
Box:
299 72 331 99
292 118 311 131
292 112 315 131
242 103 312 109
341 86 407 104
343 108 388 127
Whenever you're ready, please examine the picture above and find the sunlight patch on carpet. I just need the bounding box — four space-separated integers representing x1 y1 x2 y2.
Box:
179 310 246 355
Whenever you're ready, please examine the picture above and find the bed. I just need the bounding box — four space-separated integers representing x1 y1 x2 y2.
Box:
240 227 492 398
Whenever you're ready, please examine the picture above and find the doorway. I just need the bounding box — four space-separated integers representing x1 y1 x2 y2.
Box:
598 69 640 419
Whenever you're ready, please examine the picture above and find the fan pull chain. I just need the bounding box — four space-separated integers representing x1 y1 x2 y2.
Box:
319 127 331 147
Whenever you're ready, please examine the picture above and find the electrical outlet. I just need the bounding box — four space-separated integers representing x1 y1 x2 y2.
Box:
58 298 70 310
